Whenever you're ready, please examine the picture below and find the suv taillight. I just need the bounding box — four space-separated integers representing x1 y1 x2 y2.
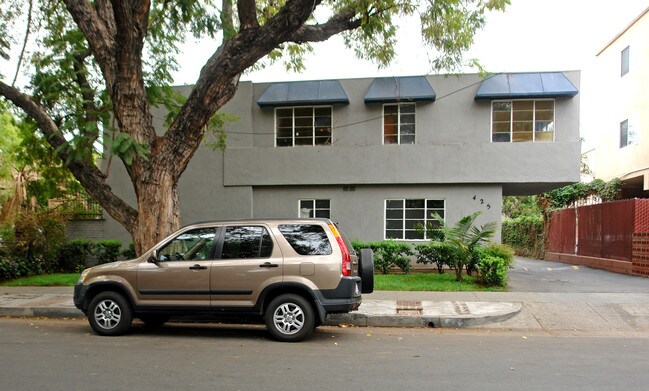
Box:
329 224 351 277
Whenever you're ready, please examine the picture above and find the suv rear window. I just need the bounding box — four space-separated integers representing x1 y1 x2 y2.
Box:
278 224 332 256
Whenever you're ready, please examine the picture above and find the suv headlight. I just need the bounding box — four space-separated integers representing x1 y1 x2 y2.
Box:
78 268 91 284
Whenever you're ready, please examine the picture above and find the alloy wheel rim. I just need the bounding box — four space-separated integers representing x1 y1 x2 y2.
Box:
94 299 122 330
273 303 305 335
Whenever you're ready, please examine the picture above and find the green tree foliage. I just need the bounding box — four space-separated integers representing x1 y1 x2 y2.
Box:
502 195 541 219
541 178 621 210
0 0 509 254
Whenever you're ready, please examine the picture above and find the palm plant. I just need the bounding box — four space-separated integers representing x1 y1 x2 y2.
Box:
427 211 497 281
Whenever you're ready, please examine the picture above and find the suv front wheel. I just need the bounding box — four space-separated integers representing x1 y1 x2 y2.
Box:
265 294 315 342
88 291 133 336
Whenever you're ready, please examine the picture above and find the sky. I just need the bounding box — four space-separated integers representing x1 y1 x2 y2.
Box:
171 0 649 85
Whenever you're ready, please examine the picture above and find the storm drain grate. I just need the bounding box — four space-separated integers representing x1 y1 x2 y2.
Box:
396 300 423 315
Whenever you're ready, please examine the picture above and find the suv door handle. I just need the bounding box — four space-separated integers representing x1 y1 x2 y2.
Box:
189 264 208 270
259 262 279 268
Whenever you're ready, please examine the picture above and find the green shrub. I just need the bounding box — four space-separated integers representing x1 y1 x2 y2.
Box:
477 255 508 287
56 239 94 272
351 240 413 274
476 243 515 268
502 216 544 259
94 240 122 265
415 242 457 274
0 210 66 277
121 242 136 259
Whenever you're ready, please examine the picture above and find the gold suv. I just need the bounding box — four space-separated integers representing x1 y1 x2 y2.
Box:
74 219 374 342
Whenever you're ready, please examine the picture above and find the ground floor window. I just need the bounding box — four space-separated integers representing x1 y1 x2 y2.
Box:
299 199 331 218
385 199 445 240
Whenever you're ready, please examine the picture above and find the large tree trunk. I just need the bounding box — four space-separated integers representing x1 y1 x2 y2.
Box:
131 168 181 255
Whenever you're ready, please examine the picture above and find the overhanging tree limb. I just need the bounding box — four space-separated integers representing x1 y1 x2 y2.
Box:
290 10 361 43
237 0 259 30
0 80 138 231
62 0 117 91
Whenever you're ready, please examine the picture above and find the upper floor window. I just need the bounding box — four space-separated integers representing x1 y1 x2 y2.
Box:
620 119 637 148
621 46 630 76
275 106 332 147
383 103 415 144
299 199 330 219
385 199 445 240
492 100 554 143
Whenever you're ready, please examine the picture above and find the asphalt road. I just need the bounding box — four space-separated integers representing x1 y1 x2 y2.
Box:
1 318 649 391
508 257 649 293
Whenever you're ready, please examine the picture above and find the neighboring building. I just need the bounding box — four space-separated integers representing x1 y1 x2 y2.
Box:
583 7 649 198
98 72 581 245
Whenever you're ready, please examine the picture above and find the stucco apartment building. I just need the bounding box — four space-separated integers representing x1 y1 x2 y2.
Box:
96 72 581 245
583 6 649 197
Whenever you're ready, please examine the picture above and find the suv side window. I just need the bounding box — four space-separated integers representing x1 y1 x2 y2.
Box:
157 228 217 262
278 224 332 255
221 226 273 259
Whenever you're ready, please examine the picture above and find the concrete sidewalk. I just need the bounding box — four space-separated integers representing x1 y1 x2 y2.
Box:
2 286 649 332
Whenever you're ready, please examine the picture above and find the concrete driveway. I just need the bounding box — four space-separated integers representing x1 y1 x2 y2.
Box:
509 257 649 293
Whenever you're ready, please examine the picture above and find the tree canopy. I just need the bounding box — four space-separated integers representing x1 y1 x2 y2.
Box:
0 0 509 253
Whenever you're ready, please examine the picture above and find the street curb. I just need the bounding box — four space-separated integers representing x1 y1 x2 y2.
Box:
0 302 523 328
324 302 522 328
0 307 84 319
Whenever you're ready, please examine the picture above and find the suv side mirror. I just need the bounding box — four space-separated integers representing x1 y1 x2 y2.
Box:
148 251 158 264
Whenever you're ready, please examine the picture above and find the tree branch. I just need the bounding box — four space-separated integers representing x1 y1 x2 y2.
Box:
162 0 325 179
94 0 117 39
12 0 33 87
290 10 361 43
237 0 259 30
72 51 101 157
0 81 138 232
62 0 116 91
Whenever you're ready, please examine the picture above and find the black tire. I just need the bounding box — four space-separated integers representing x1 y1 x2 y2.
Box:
138 315 170 328
87 291 133 336
359 248 374 294
265 294 315 342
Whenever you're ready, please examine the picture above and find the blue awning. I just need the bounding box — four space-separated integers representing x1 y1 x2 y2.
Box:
257 80 349 107
475 72 578 100
363 76 436 103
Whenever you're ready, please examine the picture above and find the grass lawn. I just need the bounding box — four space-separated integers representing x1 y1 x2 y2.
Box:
2 272 506 291
374 272 506 291
1 273 81 287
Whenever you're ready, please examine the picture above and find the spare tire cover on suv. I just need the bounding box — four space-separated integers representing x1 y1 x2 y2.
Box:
358 248 374 294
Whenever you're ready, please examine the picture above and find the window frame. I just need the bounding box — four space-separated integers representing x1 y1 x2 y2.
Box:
274 105 333 147
155 227 218 262
298 199 331 219
217 225 274 260
490 99 556 143
382 102 417 145
621 46 630 77
619 119 637 148
383 198 446 241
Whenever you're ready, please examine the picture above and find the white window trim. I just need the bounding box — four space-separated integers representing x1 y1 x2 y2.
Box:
274 105 334 147
382 102 417 145
298 199 331 219
490 99 556 143
621 46 630 77
383 198 446 241
620 118 638 149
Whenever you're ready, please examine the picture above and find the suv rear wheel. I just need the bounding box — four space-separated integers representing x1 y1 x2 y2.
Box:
265 294 315 342
88 292 133 336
